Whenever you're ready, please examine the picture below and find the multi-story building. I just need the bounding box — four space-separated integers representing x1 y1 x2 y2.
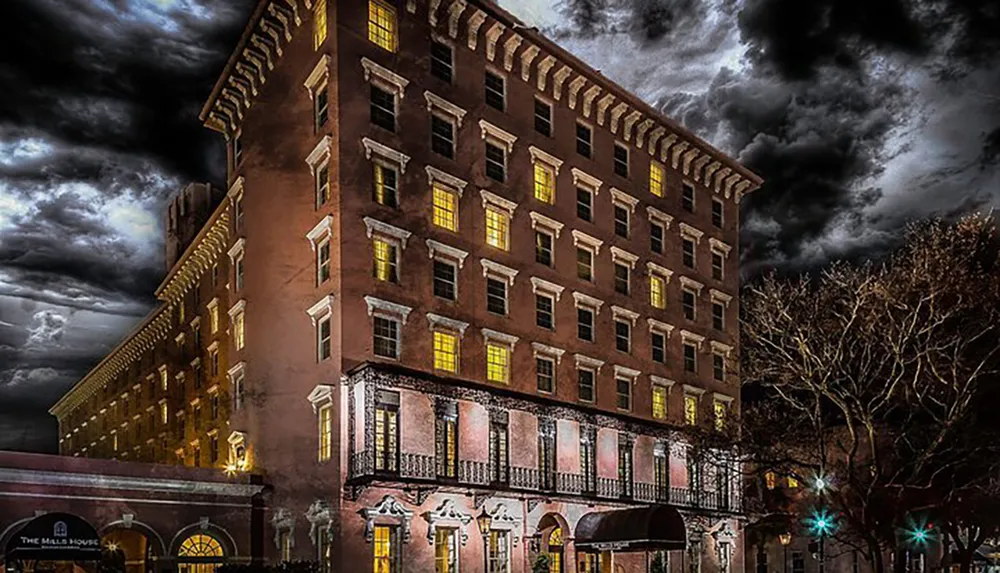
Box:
51 1 761 572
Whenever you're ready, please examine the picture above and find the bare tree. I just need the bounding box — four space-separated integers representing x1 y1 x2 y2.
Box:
736 214 1000 573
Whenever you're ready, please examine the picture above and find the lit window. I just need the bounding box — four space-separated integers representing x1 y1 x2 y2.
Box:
234 253 244 290
650 161 665 197
432 184 458 231
313 0 327 49
209 301 219 334
368 0 397 53
374 390 399 472
373 525 399 573
714 400 727 431
435 402 458 478
614 143 629 178
485 207 509 251
788 476 800 488
488 530 510 573
373 163 398 208
682 183 695 212
533 163 555 204
159 367 168 392
652 385 668 420
684 394 698 425
373 316 399 359
433 331 459 373
160 402 168 425
233 370 245 411
233 311 245 350
435 528 459 573
486 343 510 384
765 471 777 490
650 275 666 309
373 238 398 283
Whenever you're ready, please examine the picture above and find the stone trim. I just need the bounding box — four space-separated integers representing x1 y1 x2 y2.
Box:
363 217 412 249
710 289 733 306
573 354 606 373
528 146 564 173
647 206 673 227
528 212 565 238
362 138 411 174
680 330 706 348
478 119 517 152
572 291 604 313
679 223 705 243
679 276 705 295
361 58 410 96
424 91 468 127
303 55 330 93
647 318 675 337
647 262 674 281
363 297 413 324
426 166 468 196
610 246 638 268
709 238 733 258
481 328 519 348
426 239 470 268
610 188 639 211
710 341 734 357
571 230 603 254
305 136 332 171
306 296 334 323
611 305 640 326
306 216 334 249
571 167 603 192
426 313 470 337
480 190 518 214
531 342 566 364
530 277 565 301
480 259 518 285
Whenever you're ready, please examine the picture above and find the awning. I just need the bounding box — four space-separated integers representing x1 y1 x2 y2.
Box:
574 505 687 552
4 512 102 562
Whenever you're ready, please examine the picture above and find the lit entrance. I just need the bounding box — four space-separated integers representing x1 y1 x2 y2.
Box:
102 528 155 573
3 513 102 573
547 528 563 573
176 534 224 573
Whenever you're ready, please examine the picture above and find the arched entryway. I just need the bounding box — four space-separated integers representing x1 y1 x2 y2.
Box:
176 534 225 573
101 523 164 573
536 513 570 573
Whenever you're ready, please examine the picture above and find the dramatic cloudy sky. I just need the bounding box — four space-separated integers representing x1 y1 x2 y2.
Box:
0 0 997 452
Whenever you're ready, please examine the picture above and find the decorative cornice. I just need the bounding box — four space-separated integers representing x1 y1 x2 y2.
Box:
480 258 518 284
611 305 640 325
571 167 603 192
610 246 638 268
528 212 564 237
426 166 468 195
572 291 604 312
363 217 412 248
361 57 410 95
0 467 265 498
481 328 519 347
364 296 414 323
528 146 564 173
480 189 518 214
610 188 639 211
478 120 517 151
426 313 470 336
426 239 470 267
529 277 565 301
362 138 411 173
424 91 467 127
571 230 603 254
306 215 335 247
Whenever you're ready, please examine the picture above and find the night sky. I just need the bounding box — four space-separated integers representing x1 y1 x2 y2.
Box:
1 0 998 452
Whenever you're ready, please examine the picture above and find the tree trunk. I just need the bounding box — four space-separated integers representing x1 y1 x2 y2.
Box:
893 548 908 573
870 543 886 573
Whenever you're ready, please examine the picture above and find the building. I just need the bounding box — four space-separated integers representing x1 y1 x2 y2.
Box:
49 1 762 572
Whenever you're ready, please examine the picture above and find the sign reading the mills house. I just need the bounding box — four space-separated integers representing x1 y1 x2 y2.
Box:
5 513 102 561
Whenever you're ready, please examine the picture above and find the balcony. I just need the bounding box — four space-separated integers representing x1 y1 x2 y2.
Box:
347 450 741 513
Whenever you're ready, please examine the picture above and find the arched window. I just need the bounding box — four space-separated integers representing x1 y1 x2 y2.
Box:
548 528 563 573
177 534 224 573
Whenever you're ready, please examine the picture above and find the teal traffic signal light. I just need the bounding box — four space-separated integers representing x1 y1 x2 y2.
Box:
806 508 836 537
903 520 935 547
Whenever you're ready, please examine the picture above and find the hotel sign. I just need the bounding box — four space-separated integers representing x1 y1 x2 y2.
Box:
4 513 102 562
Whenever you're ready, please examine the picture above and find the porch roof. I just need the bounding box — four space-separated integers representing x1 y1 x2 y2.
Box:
574 505 687 552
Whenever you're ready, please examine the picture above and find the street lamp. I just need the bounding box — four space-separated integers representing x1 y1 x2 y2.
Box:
779 533 792 573
477 508 493 573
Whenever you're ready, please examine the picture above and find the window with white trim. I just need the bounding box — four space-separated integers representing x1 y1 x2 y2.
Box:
483 329 518 385
481 190 517 252
485 69 505 111
682 182 695 212
365 296 412 361
430 40 453 83
573 230 603 283
577 122 593 158
614 143 629 178
712 198 724 228
307 296 335 362
535 97 552 137
428 313 468 375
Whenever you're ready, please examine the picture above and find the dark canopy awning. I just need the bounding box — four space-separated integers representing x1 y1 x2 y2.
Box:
574 505 687 552
5 512 102 562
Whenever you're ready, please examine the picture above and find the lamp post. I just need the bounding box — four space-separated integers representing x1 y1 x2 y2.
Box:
477 508 493 573
779 533 792 573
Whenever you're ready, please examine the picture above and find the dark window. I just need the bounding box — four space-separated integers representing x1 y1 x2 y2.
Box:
372 164 397 207
373 317 399 359
235 195 244 230
614 263 629 295
792 553 805 573
682 239 695 268
314 85 329 131
650 222 664 254
654 448 668 500
614 143 629 177
538 419 556 490
576 188 593 221
577 248 593 281
485 71 505 111
614 204 629 237
535 231 553 266
616 378 631 410
714 353 726 381
435 403 458 479
684 343 697 372
486 278 507 315
536 357 555 393
370 85 396 131
433 260 457 301
712 199 724 228
682 183 694 212
652 332 666 363
618 435 634 498
536 294 554 329
683 290 696 320
712 302 725 331
211 394 219 419
577 307 594 342
576 123 592 158
489 417 509 484
534 98 552 137
615 320 630 353
431 115 455 159
580 429 596 493
374 390 400 473
235 256 244 290
485 142 505 183
578 368 595 402
430 41 453 83
712 252 724 281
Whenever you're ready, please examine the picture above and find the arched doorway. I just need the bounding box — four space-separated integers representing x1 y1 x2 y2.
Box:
536 513 569 573
176 534 224 573
102 528 155 573
547 528 564 573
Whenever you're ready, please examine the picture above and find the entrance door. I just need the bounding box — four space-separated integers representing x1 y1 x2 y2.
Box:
547 528 563 573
